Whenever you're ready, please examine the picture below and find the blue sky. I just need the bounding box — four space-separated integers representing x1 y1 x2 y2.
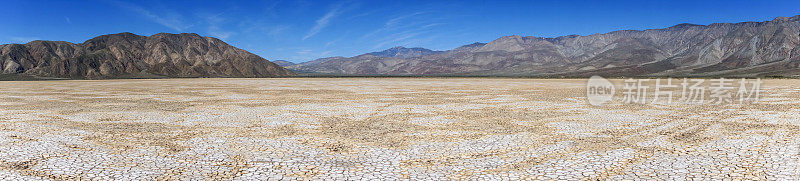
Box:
3 0 799 63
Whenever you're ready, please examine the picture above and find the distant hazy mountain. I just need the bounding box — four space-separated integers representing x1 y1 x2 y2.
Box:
0 32 293 79
367 46 443 58
271 60 296 67
289 15 800 77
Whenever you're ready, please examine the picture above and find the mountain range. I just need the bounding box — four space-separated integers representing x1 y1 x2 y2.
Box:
4 15 800 79
288 15 800 77
0 33 292 79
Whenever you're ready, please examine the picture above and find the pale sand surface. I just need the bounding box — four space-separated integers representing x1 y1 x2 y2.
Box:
0 78 798 180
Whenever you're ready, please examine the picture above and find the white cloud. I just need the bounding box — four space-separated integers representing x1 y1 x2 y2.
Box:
268 25 290 37
208 31 232 40
296 49 313 54
384 11 426 28
264 0 283 13
325 40 337 47
288 47 336 62
353 10 449 51
302 4 343 40
205 13 234 40
10 37 41 44
359 11 428 40
372 31 424 49
112 1 191 31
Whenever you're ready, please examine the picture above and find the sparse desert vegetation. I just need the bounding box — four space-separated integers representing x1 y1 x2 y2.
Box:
0 78 799 180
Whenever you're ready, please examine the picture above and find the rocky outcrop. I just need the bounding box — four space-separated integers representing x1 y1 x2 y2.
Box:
290 15 800 77
0 32 293 79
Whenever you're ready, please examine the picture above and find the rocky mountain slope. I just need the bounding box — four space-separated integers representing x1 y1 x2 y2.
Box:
0 32 293 79
289 15 800 77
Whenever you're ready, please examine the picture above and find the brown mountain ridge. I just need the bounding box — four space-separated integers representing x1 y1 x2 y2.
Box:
0 32 293 79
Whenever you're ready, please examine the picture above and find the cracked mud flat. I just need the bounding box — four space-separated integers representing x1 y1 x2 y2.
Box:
0 78 799 180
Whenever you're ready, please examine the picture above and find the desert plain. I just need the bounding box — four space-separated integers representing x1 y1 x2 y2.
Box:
0 78 799 180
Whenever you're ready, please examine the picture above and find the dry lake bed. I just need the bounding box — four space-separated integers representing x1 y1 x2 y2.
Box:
0 78 799 180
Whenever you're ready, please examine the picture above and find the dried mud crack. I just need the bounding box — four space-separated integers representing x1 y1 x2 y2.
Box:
0 78 799 180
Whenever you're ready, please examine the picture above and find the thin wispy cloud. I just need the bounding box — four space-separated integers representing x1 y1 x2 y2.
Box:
277 46 338 61
10 37 41 44
208 29 233 40
112 1 191 31
205 13 234 40
346 10 375 21
302 4 343 40
384 11 426 28
325 40 338 47
267 25 290 37
358 11 431 41
264 0 283 16
420 23 443 29
238 17 292 39
289 47 335 61
360 11 445 50
324 31 351 48
372 30 426 49
320 50 333 57
296 49 313 55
